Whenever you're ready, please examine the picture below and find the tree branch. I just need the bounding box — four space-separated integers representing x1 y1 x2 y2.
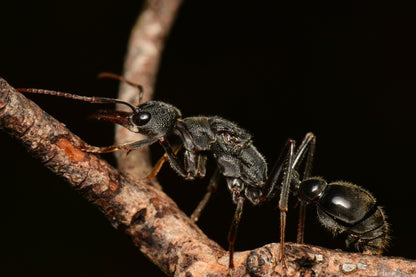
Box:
0 78 225 275
1 77 416 276
113 0 183 183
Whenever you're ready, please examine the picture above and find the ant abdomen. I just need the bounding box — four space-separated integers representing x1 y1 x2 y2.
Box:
297 178 389 254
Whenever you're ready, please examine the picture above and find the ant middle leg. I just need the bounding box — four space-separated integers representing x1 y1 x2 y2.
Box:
190 168 220 222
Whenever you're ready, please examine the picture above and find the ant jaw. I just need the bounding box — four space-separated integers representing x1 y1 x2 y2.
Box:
90 109 132 129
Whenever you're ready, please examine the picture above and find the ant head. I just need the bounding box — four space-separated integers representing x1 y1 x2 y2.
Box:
94 100 182 138
94 73 182 137
18 73 182 138
129 101 182 137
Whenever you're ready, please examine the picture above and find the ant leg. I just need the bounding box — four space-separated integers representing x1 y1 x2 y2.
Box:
76 137 159 153
261 139 295 201
296 204 307 244
146 145 182 179
293 133 316 243
292 132 316 173
228 196 245 270
278 140 295 271
160 139 209 181
260 138 296 272
159 139 193 179
190 168 220 222
146 154 169 179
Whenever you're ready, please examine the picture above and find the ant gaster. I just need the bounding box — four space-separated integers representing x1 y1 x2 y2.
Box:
274 133 389 260
17 73 287 270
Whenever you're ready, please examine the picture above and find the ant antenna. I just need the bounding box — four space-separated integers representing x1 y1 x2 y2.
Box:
98 72 144 104
16 88 137 113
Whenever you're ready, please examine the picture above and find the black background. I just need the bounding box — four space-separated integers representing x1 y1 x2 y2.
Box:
1 1 415 276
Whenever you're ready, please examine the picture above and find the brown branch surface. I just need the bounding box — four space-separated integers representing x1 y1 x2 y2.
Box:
2 78 416 276
114 0 183 182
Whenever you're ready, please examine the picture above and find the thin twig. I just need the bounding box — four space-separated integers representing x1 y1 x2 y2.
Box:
114 0 183 183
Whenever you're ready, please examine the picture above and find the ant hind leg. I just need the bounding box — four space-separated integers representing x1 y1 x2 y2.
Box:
278 140 296 272
293 133 316 244
262 138 296 274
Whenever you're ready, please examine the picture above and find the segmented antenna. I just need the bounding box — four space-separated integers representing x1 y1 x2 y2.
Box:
16 88 137 112
98 72 144 104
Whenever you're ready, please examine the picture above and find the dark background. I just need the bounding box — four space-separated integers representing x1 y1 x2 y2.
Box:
1 1 415 276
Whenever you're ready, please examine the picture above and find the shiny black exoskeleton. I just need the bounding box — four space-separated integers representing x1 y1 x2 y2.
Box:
277 133 389 256
295 177 389 253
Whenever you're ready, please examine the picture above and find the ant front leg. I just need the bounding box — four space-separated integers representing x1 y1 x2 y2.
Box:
159 138 208 181
76 137 159 154
146 145 183 179
159 138 194 179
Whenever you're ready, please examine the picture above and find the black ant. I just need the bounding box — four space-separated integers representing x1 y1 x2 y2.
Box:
274 132 389 265
18 76 389 272
17 73 291 270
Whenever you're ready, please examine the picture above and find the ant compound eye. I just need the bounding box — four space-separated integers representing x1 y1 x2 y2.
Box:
132 112 151 126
